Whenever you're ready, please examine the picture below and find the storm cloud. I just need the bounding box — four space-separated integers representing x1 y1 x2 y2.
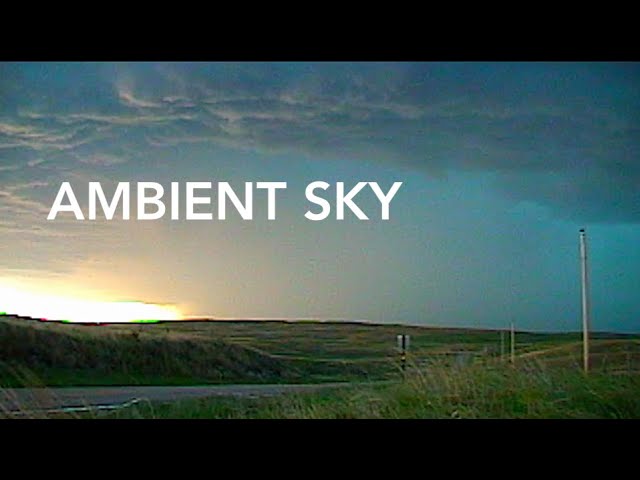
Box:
1 62 638 223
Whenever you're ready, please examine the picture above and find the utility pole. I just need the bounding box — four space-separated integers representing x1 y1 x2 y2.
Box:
500 330 505 360
579 228 591 374
510 322 515 365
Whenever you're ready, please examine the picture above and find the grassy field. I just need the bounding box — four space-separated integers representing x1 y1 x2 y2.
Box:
2 314 640 418
2 314 640 387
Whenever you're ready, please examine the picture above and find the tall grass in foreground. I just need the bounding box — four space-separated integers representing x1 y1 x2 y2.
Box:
100 359 640 419
2 358 639 419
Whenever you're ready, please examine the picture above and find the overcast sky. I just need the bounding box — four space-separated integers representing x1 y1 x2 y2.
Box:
0 62 638 332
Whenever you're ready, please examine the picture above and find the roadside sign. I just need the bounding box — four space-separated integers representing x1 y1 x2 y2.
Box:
397 334 410 375
397 334 410 352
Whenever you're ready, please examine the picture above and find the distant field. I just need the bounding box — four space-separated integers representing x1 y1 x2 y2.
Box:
1 314 639 388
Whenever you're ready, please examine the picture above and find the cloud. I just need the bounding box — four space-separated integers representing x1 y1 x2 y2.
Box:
1 62 638 223
117 86 161 109
77 153 127 167
10 180 49 189
26 158 47 168
0 164 20 172
0 119 95 152
0 187 51 216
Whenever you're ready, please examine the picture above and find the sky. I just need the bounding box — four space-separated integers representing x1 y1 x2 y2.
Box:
0 62 638 332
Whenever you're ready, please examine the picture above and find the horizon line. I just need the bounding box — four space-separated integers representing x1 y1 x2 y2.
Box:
2 312 638 336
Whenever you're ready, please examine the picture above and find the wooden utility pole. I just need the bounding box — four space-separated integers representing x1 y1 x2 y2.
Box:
510 322 515 365
579 228 591 374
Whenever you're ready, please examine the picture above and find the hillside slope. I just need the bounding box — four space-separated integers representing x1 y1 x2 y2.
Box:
0 316 296 386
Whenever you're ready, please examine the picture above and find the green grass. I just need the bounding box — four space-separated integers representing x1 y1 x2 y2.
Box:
91 361 640 419
2 315 639 419
0 316 297 386
2 314 639 388
0 316 404 386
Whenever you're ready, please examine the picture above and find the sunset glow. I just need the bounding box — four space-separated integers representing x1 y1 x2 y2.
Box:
0 281 181 323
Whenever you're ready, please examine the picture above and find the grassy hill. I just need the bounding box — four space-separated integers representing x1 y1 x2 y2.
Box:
0 316 294 386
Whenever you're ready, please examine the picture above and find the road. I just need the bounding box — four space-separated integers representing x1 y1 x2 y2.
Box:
0 382 354 415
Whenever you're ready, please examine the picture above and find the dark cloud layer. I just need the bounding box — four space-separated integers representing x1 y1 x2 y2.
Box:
1 62 638 222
